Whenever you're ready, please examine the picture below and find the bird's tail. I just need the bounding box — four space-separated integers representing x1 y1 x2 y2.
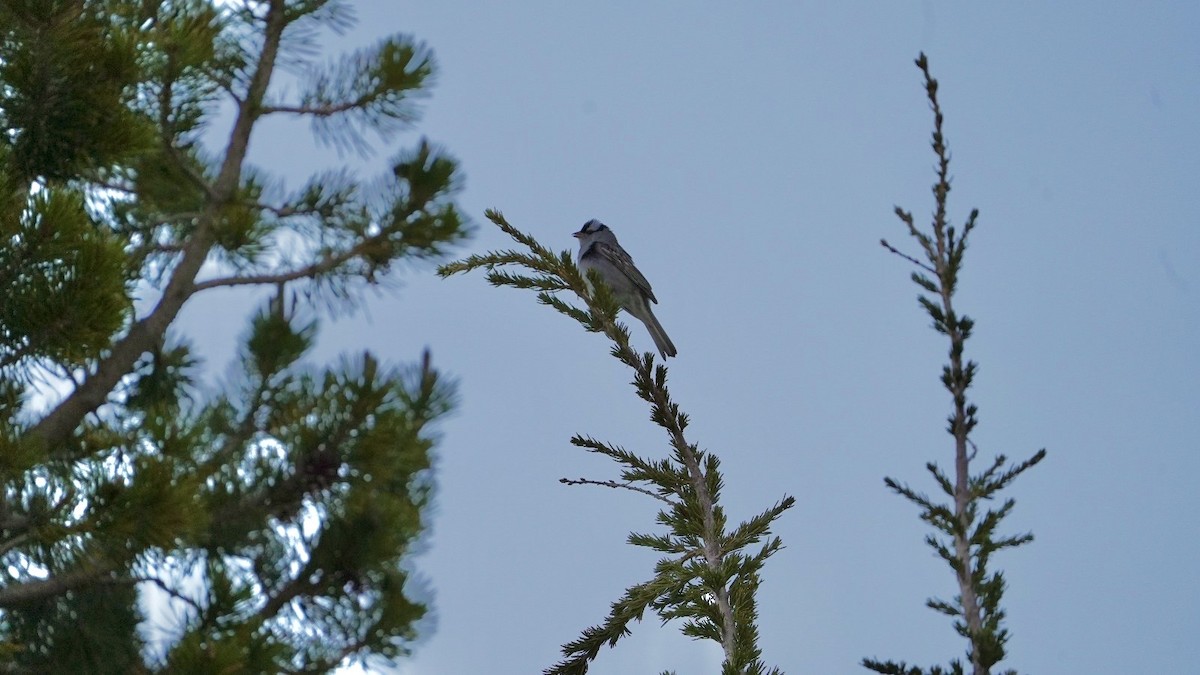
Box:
640 306 677 359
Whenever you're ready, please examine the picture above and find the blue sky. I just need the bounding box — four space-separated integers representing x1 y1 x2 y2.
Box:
180 2 1200 672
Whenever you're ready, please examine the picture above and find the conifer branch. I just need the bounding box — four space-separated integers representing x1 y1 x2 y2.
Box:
261 101 361 116
282 633 379 675
442 210 792 674
258 565 319 620
0 533 31 559
2 2 463 668
0 563 119 607
27 0 291 454
190 222 397 292
272 36 437 154
866 53 1045 675
559 477 677 505
123 574 205 616
880 236 937 274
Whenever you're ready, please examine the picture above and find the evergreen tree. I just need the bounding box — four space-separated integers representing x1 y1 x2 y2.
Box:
0 1 467 672
862 54 1046 675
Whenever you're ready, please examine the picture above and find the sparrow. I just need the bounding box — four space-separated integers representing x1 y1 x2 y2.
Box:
574 219 677 359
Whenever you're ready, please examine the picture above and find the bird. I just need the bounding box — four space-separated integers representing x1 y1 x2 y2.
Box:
574 219 677 359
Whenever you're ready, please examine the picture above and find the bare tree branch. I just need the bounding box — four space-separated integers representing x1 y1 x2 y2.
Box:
880 238 937 274
191 245 359 292
261 101 362 117
0 533 31 559
0 564 117 607
259 562 318 620
559 477 677 505
126 575 205 616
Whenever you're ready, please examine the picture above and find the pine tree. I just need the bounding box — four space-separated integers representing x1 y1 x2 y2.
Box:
0 1 468 672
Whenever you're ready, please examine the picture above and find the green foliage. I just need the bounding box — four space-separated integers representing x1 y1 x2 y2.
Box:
0 1 465 671
298 35 437 154
1 579 144 674
442 211 793 674
0 0 146 183
865 54 1045 675
0 188 132 370
175 336 449 671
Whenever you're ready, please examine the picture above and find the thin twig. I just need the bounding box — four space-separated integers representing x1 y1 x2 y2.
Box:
0 563 117 606
261 101 363 118
880 238 936 274
192 241 360 292
559 477 676 506
124 575 205 616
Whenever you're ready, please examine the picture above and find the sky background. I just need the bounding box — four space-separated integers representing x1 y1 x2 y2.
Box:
179 2 1200 673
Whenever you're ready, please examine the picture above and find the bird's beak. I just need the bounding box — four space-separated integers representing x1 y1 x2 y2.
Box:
572 231 582 238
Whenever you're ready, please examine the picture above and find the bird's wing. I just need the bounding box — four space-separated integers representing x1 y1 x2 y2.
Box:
591 241 658 304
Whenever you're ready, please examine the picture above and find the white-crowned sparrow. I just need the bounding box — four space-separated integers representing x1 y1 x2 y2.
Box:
574 219 677 359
